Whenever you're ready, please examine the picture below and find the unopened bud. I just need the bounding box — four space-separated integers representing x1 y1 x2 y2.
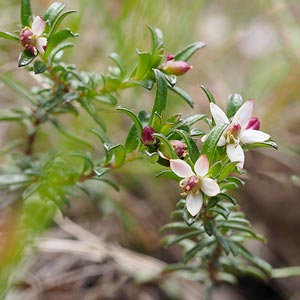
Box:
141 126 156 146
246 117 260 130
162 60 192 76
170 140 187 158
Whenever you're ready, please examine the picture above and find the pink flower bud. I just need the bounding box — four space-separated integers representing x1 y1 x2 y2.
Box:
246 117 260 130
141 126 156 146
163 60 192 76
170 140 187 158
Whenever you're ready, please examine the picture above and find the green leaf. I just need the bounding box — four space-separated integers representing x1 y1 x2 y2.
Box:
131 79 154 90
169 85 193 108
107 144 126 167
235 243 272 276
174 41 206 61
50 118 93 148
80 98 106 130
0 31 19 42
149 69 167 127
226 94 243 118
153 133 177 159
173 129 199 163
155 170 180 181
160 221 200 232
208 161 222 178
143 151 159 164
217 193 237 205
214 229 230 255
116 106 143 136
148 26 164 67
201 124 227 164
48 10 77 39
89 127 110 144
21 0 32 27
44 2 66 27
243 140 278 150
44 28 78 58
109 52 125 79
18 49 36 67
33 61 48 74
166 229 205 246
49 42 74 63
94 167 110 177
184 240 215 263
70 151 94 174
204 219 214 236
199 85 216 104
124 124 140 153
219 161 239 181
135 50 152 80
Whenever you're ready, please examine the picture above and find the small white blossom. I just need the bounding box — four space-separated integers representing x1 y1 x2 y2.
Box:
209 100 270 170
170 155 220 216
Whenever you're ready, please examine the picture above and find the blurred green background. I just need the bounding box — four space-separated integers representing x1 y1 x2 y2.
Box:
1 1 300 299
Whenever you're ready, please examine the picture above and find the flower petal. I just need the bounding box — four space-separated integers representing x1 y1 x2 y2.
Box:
217 134 226 146
201 178 220 197
36 37 47 54
194 155 209 177
232 100 254 129
210 102 229 125
226 143 245 170
32 16 46 36
186 193 203 216
240 129 270 144
170 159 194 178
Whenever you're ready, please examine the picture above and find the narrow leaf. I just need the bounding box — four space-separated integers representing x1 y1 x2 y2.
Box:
0 31 19 42
44 2 66 27
153 133 177 159
169 85 193 108
201 124 227 164
149 69 167 127
227 93 243 118
199 85 216 104
18 50 36 67
116 106 143 136
21 0 32 27
33 61 48 74
174 41 206 61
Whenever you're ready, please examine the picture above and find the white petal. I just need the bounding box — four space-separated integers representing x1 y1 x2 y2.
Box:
226 143 245 170
194 155 209 177
210 102 229 125
32 16 46 36
217 134 226 146
240 129 270 144
186 193 203 216
36 37 47 54
232 100 254 129
170 159 194 178
201 178 220 197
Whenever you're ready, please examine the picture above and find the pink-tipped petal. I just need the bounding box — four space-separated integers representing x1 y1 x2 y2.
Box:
201 178 220 197
226 143 245 169
32 16 46 36
170 159 194 178
240 129 270 144
194 155 209 177
210 102 229 125
232 100 254 129
186 193 203 216
36 37 47 54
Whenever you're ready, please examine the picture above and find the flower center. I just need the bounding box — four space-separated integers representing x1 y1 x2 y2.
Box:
180 175 201 194
225 123 241 144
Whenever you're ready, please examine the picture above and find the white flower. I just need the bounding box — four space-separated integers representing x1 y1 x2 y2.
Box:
170 155 220 216
19 16 47 55
209 100 270 170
